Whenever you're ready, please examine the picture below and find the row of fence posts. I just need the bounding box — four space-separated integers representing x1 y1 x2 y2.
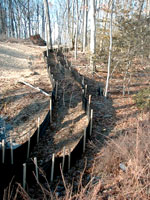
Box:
22 62 60 189
1 70 59 165
22 145 72 190
81 76 93 153
1 51 93 190
22 58 94 189
22 65 59 189
1 69 58 193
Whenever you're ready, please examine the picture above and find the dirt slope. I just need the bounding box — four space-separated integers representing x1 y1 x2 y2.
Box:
0 42 51 146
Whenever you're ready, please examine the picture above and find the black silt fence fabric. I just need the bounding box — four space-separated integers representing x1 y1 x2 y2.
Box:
1 48 93 192
0 111 50 165
82 96 88 112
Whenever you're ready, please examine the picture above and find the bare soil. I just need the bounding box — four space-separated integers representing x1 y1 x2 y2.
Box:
31 51 88 165
0 41 51 146
0 42 88 164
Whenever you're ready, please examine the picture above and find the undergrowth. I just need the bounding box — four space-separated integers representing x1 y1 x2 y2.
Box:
134 88 150 111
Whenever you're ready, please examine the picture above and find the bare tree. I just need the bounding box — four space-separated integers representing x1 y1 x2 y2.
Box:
90 0 96 72
83 0 88 52
43 0 52 52
28 0 31 36
74 0 79 59
104 0 114 97
42 4 45 39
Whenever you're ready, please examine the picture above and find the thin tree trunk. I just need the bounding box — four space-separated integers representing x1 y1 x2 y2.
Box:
42 4 45 39
43 0 52 52
90 0 96 72
74 0 79 60
67 0 70 35
36 3 39 34
83 0 88 53
28 0 31 36
72 0 75 49
104 0 114 97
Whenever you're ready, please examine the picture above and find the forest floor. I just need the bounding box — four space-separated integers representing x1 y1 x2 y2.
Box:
1 41 150 199
26 49 150 199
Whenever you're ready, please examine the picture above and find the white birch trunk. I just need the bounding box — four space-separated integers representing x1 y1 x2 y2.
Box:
104 0 114 98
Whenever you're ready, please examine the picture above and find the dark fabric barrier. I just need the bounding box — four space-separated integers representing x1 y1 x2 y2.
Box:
0 48 93 196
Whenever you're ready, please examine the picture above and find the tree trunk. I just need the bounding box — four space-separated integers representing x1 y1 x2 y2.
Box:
74 0 79 60
43 0 52 53
42 4 45 39
71 0 75 49
36 3 39 34
104 0 114 98
83 0 88 53
67 0 70 35
90 0 96 72
28 0 31 37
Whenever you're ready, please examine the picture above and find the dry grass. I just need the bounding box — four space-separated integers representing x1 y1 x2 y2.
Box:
92 112 150 199
4 112 149 199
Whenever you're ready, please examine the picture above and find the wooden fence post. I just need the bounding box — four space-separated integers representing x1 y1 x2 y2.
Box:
87 95 92 119
90 109 93 136
50 97 52 123
2 139 5 164
68 148 71 171
34 157 39 182
83 128 87 153
55 81 58 100
62 146 66 172
37 117 40 144
23 163 26 190
27 132 30 159
82 77 84 86
10 138 13 165
84 85 87 97
51 153 55 182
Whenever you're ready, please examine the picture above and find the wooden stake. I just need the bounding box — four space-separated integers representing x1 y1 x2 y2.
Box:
82 77 84 86
90 109 93 136
27 132 30 159
62 146 65 171
34 157 39 182
10 138 13 165
53 79 55 88
89 95 91 106
2 139 5 164
82 88 84 96
84 85 87 97
23 163 26 189
49 68 54 88
68 148 71 171
51 153 55 182
37 117 40 144
87 95 92 119
83 128 86 153
50 97 52 123
49 66 51 75
55 81 58 100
